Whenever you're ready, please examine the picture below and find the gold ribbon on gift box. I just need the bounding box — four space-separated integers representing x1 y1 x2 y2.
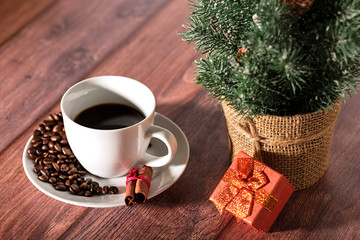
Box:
212 157 278 220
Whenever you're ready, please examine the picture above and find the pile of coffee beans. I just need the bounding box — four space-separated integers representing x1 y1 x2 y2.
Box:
27 112 119 197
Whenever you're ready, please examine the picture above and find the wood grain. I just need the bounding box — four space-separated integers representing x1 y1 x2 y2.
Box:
84 0 202 119
0 0 169 152
0 0 359 239
0 0 55 44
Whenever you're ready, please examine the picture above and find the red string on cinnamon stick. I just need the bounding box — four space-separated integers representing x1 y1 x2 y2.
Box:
125 166 153 207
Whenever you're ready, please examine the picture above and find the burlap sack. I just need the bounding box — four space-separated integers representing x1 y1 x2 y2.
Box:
222 101 342 190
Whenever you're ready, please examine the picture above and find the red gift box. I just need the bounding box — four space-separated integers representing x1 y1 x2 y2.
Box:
209 151 295 232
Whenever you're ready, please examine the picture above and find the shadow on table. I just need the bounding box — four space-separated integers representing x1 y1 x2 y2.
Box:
270 156 360 233
147 91 230 206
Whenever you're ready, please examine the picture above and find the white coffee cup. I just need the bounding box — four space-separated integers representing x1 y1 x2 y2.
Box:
60 76 178 178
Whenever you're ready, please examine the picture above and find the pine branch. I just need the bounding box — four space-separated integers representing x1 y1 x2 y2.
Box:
181 0 360 116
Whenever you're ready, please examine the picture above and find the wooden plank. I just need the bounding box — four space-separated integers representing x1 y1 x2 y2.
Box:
0 119 88 239
0 0 55 45
1 0 360 238
0 0 169 153
84 3 202 119
0 0 201 239
0 1 201 238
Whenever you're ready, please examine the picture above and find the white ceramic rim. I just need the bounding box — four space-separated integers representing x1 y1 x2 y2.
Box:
60 75 156 132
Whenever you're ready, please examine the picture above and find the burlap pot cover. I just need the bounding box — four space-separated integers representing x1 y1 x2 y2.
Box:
222 101 342 190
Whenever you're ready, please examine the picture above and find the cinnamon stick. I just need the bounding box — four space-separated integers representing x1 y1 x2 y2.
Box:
135 166 153 203
125 180 136 207
124 166 153 207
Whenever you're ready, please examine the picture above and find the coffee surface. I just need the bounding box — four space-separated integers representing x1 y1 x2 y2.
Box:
74 103 145 130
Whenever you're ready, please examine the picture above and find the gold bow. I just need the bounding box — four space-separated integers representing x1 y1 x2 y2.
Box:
212 157 278 220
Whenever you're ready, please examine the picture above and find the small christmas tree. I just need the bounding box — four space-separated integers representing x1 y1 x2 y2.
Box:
181 0 360 116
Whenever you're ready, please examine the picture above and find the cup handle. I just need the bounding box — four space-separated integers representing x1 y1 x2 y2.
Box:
140 125 178 167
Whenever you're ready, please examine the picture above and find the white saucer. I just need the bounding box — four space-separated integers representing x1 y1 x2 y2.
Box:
23 112 189 208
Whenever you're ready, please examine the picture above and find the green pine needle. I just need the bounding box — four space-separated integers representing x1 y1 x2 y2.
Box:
180 0 360 116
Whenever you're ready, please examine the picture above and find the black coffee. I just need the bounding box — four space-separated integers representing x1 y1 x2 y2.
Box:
74 103 145 130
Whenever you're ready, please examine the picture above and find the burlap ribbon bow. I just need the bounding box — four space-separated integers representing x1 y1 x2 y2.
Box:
212 157 278 220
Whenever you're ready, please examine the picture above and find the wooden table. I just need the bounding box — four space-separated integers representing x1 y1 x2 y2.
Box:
1 1 359 239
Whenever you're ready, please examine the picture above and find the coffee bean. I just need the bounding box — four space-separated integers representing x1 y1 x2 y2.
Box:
65 158 74 163
27 148 35 154
41 136 48 142
85 178 92 184
33 129 42 137
77 177 84 183
38 175 49 182
48 114 55 121
56 159 65 164
70 184 80 194
40 169 49 177
59 174 68 180
80 182 88 191
44 164 52 170
65 180 71 187
110 186 119 194
31 138 40 144
62 147 72 155
35 149 43 156
49 177 57 184
85 191 92 197
34 157 43 165
53 114 61 121
60 164 69 172
54 143 62 152
43 159 53 165
44 120 56 127
50 135 60 142
95 186 102 194
43 132 51 138
102 186 109 195
60 139 68 145
68 174 78 181
32 141 42 148
42 145 49 151
67 168 76 175
48 149 57 154
33 165 44 173
52 124 63 133
48 141 54 149
77 170 87 176
57 154 67 159
52 162 60 172
55 183 67 191
38 123 45 130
